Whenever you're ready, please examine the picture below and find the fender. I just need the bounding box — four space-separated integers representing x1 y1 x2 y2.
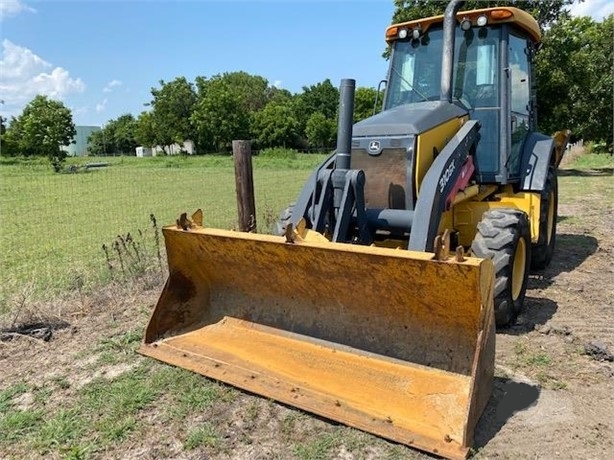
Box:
408 119 480 252
519 132 556 192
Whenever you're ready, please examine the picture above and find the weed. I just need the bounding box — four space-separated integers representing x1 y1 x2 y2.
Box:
513 342 551 368
336 427 371 455
260 202 279 234
59 443 93 460
33 385 53 405
0 409 44 445
184 423 219 450
244 400 261 423
3 282 36 327
156 367 224 419
96 329 142 355
35 409 85 451
550 379 568 391
0 383 28 412
81 365 156 413
281 412 300 438
96 351 120 366
150 213 163 270
101 217 165 286
96 415 137 443
525 353 551 367
294 432 341 460
384 445 416 460
51 375 71 390
534 371 568 390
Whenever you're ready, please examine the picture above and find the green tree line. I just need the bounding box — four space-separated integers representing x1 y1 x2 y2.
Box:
85 74 382 156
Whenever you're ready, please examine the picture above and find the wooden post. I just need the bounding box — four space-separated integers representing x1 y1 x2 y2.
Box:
233 140 256 232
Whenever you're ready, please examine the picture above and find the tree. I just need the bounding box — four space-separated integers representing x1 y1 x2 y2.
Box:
0 115 19 156
87 129 107 156
536 14 613 146
5 95 76 171
134 111 157 148
251 100 301 149
305 112 336 149
215 71 270 113
148 77 197 152
266 87 294 106
88 114 138 156
295 79 339 129
192 72 279 153
191 79 251 152
354 87 382 122
112 114 138 154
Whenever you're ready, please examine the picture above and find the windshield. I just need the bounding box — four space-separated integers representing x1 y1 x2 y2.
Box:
384 26 501 110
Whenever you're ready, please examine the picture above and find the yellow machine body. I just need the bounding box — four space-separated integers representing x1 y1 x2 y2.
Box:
140 225 495 459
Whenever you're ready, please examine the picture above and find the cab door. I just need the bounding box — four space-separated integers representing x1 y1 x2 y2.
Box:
508 31 532 178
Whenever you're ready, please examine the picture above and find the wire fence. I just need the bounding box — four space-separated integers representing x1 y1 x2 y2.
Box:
0 154 324 301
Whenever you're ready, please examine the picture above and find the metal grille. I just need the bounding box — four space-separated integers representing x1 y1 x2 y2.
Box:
351 148 408 209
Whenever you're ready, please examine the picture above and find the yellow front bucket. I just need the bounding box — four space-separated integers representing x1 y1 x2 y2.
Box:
139 225 495 460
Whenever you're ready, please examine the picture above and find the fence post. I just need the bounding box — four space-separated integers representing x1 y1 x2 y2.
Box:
232 140 256 232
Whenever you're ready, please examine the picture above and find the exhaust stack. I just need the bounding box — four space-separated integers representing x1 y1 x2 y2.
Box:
440 0 465 102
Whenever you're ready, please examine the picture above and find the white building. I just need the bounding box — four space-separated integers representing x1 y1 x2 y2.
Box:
136 140 194 156
136 146 153 157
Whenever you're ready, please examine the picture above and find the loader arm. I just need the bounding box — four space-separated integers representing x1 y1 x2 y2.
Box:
409 119 480 252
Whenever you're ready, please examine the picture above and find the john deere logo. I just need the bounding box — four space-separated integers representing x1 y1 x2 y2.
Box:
368 140 381 155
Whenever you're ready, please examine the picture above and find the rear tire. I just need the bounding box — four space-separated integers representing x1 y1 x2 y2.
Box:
471 209 531 327
531 166 558 269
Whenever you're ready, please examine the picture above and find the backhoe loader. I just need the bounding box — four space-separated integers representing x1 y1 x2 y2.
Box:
139 1 568 458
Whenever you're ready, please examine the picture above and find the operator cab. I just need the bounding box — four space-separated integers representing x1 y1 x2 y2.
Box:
384 8 539 184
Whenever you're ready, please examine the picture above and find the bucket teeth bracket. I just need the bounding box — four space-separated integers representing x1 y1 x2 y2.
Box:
433 229 451 260
176 209 204 231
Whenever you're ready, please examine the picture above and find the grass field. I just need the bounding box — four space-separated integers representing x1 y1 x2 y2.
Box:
0 153 328 306
1 152 611 307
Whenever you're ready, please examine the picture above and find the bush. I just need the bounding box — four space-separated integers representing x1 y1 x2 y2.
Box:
584 141 611 155
48 149 67 173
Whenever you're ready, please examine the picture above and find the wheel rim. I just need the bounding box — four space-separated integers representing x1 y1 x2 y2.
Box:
512 237 527 301
546 190 555 245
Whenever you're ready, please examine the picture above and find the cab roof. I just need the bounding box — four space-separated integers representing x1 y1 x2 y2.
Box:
386 7 541 44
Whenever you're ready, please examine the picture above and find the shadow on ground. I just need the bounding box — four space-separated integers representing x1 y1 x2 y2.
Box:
530 233 598 290
474 377 540 450
497 233 597 334
558 167 613 177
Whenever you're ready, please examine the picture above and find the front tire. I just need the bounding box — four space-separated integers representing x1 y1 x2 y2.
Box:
471 209 531 327
531 166 558 269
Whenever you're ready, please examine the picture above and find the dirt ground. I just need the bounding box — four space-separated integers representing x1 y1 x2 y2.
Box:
1 157 613 460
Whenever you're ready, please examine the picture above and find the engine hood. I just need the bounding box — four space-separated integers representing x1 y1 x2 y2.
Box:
353 101 468 138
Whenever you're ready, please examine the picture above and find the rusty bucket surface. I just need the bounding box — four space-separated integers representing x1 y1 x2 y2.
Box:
139 226 495 459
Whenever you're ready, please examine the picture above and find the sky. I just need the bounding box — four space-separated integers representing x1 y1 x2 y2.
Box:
1 0 612 127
